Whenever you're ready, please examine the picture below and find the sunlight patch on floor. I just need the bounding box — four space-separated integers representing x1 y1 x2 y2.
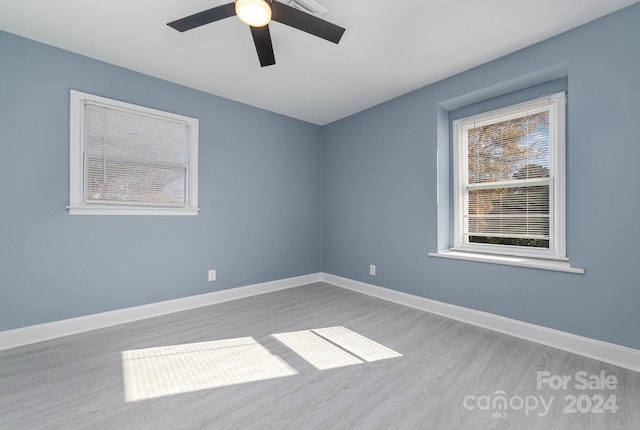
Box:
122 337 296 402
312 326 403 362
272 329 364 369
272 326 402 370
121 326 402 401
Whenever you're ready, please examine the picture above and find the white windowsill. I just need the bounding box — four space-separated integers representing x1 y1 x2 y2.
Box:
67 206 199 216
428 249 584 274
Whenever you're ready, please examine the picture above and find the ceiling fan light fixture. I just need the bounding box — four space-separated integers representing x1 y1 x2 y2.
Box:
236 0 272 27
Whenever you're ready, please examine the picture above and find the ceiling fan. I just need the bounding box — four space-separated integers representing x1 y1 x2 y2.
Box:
167 0 346 67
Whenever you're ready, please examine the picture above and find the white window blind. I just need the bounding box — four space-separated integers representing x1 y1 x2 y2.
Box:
453 92 566 259
69 90 199 215
85 103 189 207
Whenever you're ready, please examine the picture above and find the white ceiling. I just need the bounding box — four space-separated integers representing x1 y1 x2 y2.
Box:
1 0 637 125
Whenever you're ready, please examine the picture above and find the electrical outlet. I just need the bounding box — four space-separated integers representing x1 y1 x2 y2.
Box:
369 264 376 276
208 269 216 282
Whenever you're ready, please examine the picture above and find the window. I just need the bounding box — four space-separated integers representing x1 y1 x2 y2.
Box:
452 92 566 260
68 90 199 215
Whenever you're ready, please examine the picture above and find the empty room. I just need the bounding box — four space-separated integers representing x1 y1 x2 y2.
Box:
1 1 639 429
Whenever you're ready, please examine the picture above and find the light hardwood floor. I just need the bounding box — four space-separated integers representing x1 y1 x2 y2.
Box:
1 283 638 429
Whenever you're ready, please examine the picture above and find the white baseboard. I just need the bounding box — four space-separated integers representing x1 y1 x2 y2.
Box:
321 273 640 373
3 271 638 374
0 273 322 351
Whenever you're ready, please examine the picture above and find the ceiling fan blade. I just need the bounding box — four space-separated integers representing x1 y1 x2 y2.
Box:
270 1 345 44
167 3 236 32
250 25 276 67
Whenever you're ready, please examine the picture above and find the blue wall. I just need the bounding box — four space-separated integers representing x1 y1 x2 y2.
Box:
2 3 639 350
0 31 322 330
322 4 640 350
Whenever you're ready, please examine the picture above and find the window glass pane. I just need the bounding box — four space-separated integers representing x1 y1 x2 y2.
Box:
467 185 550 248
85 104 188 206
467 111 550 184
86 160 186 205
465 110 551 249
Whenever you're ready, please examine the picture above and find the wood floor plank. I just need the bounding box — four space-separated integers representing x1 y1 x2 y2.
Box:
1 283 638 429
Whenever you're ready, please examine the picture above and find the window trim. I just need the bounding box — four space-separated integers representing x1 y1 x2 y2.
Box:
451 92 566 260
68 90 199 216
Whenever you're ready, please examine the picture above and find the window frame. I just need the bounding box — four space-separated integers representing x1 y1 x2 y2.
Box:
68 90 199 216
452 92 566 260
